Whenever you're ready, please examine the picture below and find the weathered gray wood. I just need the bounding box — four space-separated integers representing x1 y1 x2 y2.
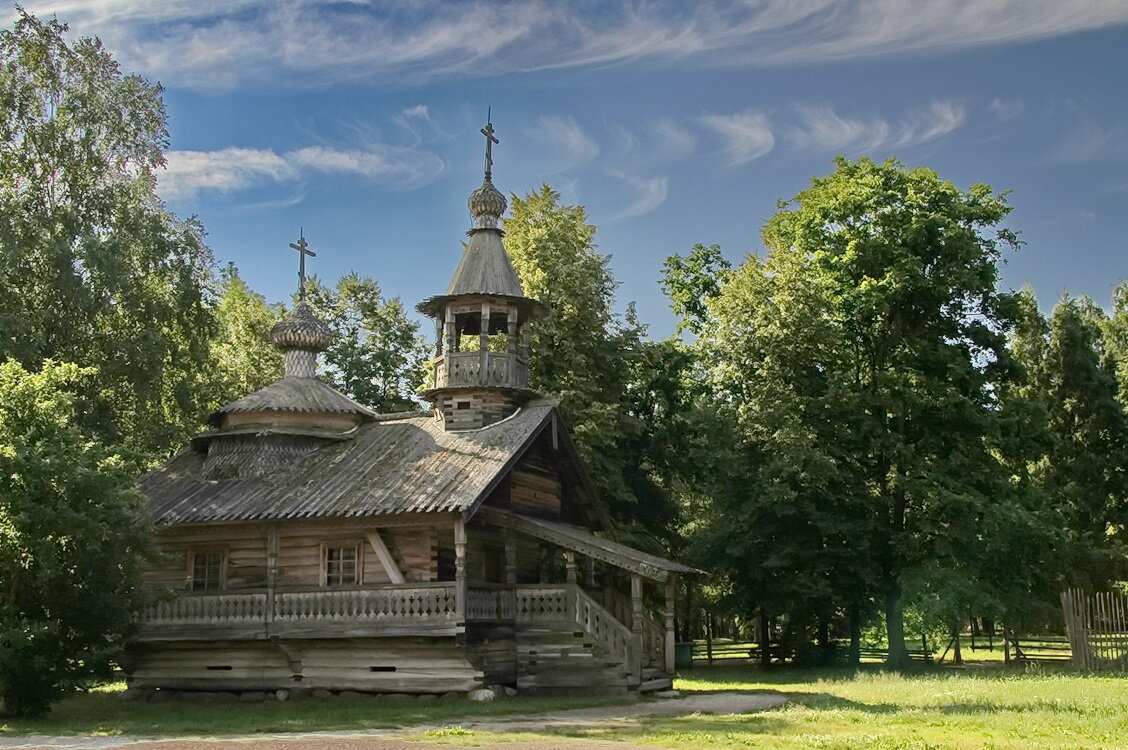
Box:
366 531 405 584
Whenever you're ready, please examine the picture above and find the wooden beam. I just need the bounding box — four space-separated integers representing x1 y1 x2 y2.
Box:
665 574 677 674
366 531 405 585
454 518 467 623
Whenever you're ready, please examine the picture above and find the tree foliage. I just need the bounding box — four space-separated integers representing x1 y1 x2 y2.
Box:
0 360 150 717
0 11 216 462
208 263 284 406
504 185 680 545
682 157 1030 664
305 273 427 412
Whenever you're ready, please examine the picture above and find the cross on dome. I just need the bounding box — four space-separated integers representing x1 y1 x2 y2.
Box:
289 230 316 302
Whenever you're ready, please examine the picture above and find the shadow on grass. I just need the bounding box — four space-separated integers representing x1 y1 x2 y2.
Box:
935 699 1086 715
0 692 635 737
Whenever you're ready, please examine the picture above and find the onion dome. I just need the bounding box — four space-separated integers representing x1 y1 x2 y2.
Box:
271 302 332 352
469 179 507 229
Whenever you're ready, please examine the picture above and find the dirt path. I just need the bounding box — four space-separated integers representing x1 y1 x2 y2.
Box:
1 691 788 750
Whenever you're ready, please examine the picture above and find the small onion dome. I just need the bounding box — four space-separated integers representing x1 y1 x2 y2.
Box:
469 179 507 229
270 302 332 352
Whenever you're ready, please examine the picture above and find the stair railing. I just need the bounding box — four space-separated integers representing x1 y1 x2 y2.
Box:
571 585 639 684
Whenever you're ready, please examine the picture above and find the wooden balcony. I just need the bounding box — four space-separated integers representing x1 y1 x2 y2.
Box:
434 351 527 389
136 583 460 642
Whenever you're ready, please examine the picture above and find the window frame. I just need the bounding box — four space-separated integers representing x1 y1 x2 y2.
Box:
187 548 227 592
320 540 364 587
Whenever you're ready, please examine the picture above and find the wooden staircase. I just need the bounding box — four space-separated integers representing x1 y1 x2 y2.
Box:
516 628 635 695
513 585 673 695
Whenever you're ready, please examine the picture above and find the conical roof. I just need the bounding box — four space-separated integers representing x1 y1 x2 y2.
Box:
208 377 376 426
445 227 525 297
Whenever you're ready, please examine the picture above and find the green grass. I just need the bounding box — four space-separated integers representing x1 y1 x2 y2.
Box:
0 683 631 738
5 666 1126 749
417 666 1128 750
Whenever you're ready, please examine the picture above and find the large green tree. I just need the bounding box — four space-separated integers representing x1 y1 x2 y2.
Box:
305 273 427 412
691 158 1023 666
504 185 680 545
208 263 284 406
0 360 150 717
0 11 215 461
1007 290 1128 589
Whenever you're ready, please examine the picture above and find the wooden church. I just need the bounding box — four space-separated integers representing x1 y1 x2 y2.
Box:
127 125 698 697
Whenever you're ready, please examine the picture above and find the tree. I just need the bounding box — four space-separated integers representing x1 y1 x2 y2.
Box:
0 11 216 462
304 273 427 412
504 185 680 545
0 360 150 717
1006 290 1128 590
208 263 284 407
692 158 1022 666
661 244 732 335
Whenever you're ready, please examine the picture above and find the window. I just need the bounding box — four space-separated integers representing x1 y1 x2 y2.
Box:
191 551 224 591
324 544 359 586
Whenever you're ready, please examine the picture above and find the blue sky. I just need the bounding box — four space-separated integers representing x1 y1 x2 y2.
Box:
17 0 1128 336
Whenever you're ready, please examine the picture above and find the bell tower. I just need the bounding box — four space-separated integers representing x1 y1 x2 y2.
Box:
417 120 546 430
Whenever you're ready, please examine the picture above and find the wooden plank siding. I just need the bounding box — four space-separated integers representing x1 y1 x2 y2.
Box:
130 638 482 693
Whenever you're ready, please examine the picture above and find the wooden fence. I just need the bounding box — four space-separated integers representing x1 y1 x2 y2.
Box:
1060 589 1128 671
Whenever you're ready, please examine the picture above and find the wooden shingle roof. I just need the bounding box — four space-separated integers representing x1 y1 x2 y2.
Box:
144 401 558 524
209 377 376 426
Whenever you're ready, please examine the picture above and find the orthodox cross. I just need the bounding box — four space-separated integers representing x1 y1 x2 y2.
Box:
481 112 499 181
289 230 316 303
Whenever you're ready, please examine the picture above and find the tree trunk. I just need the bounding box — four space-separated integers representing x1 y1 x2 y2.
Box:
819 617 833 666
951 622 963 665
885 582 910 668
758 610 771 669
848 605 862 667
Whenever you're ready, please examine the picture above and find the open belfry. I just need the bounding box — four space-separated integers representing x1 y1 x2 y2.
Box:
128 122 699 699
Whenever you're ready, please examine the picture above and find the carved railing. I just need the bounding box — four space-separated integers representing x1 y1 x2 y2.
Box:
466 584 516 621
434 352 527 389
517 584 637 681
142 592 267 625
574 587 637 677
274 583 457 622
137 584 459 636
515 585 571 621
641 614 666 668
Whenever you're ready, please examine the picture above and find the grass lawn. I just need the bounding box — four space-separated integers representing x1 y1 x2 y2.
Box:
417 665 1128 750
0 684 631 738
3 665 1126 749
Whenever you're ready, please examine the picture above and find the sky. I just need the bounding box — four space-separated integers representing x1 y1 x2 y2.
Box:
14 0 1128 337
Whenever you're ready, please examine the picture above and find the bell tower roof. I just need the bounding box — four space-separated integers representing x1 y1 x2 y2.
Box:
416 118 546 319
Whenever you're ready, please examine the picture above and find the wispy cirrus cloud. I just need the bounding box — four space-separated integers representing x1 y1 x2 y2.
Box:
529 115 600 168
1051 121 1128 163
613 174 669 218
786 100 966 154
159 143 445 202
17 1 1128 90
700 111 775 165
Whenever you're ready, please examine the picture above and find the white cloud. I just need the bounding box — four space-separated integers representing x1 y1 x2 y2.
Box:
17 1 1128 91
700 112 775 165
614 174 669 218
159 143 445 202
530 115 599 167
1051 122 1128 163
647 118 696 162
785 100 966 154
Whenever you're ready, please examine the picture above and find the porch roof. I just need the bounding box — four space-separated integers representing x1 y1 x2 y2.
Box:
477 507 704 582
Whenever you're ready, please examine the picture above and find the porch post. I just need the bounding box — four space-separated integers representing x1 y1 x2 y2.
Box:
665 574 677 674
565 550 578 585
265 523 278 633
504 533 517 586
454 517 467 624
631 572 644 683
